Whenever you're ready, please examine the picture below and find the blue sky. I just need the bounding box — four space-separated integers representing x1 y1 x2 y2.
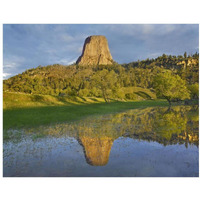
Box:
3 24 199 79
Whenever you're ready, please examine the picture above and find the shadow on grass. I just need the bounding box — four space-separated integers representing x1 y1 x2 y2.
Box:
3 100 169 131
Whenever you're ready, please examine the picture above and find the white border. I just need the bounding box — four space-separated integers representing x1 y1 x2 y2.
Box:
0 1 200 200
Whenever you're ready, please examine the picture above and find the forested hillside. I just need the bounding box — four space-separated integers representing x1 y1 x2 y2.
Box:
3 53 199 103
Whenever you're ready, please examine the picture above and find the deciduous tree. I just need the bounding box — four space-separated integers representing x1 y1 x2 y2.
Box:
153 70 190 105
92 69 118 102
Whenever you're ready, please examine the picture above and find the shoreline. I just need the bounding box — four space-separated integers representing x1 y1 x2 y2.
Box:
4 99 169 131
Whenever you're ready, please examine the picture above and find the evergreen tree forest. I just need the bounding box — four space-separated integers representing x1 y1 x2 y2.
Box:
3 53 199 103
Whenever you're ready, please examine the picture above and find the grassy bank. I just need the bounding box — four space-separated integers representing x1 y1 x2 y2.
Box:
3 97 168 131
3 92 106 109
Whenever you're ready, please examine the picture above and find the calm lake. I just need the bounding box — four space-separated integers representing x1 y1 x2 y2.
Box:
3 105 199 177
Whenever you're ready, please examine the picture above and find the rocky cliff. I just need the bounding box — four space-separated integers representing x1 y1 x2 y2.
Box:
76 35 114 66
177 58 198 69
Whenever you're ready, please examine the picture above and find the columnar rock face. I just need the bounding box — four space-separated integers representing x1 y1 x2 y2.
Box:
76 35 114 66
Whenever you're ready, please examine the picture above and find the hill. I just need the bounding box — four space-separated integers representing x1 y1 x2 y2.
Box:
3 53 199 104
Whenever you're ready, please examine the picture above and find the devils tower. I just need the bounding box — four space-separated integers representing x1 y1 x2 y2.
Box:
76 35 114 66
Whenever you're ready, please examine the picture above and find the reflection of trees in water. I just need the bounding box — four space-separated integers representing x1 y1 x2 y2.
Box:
23 106 199 166
123 106 199 147
25 105 199 147
71 106 198 165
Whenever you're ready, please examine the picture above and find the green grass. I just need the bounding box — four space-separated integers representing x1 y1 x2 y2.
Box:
3 92 106 109
3 91 169 141
3 87 156 109
3 99 168 131
122 87 157 99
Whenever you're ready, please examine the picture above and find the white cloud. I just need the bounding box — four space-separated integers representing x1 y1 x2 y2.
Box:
106 24 183 41
61 34 75 42
3 73 12 79
4 62 18 68
147 52 162 58
57 58 69 64
55 57 76 65
67 59 76 65
3 55 25 69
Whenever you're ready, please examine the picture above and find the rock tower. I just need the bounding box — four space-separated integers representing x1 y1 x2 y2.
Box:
76 35 114 66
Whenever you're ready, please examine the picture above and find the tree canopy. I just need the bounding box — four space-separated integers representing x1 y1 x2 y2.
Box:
3 53 199 103
153 70 190 105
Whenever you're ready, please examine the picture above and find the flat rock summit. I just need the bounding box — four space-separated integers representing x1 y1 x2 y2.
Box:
76 35 114 66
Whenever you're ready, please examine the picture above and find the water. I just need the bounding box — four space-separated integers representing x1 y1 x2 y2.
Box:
3 106 199 177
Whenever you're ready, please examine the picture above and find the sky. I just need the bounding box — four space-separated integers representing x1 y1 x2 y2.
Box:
3 24 199 79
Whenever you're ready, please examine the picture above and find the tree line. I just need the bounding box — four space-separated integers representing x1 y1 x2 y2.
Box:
3 53 199 104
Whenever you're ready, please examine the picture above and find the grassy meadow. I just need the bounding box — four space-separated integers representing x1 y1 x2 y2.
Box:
3 92 169 132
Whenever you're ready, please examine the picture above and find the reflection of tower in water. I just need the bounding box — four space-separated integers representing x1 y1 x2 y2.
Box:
78 136 114 166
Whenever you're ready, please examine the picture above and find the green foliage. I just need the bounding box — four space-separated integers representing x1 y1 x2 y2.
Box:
79 88 90 97
91 69 118 102
122 87 156 100
153 70 190 104
5 105 198 148
3 53 198 103
154 108 187 140
188 83 199 99
184 52 187 59
125 93 138 100
3 92 107 109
